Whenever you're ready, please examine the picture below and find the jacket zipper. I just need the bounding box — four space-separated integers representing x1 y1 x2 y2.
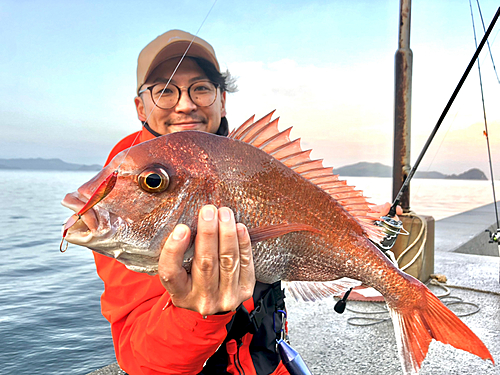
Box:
234 340 245 375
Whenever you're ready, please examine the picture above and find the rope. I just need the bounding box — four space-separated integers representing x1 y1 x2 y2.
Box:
344 211 496 326
345 5 500 327
343 212 427 326
429 278 500 297
344 278 489 327
396 212 427 274
346 303 391 327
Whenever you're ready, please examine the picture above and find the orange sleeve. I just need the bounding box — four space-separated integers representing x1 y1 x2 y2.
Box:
95 131 234 374
94 253 235 374
104 131 141 166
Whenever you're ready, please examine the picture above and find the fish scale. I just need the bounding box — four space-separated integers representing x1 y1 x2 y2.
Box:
62 112 494 375
212 148 351 282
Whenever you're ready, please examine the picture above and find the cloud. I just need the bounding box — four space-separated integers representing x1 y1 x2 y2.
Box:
224 58 395 165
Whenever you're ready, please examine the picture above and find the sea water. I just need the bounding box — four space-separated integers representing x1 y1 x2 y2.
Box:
346 176 499 221
0 170 497 375
0 171 114 375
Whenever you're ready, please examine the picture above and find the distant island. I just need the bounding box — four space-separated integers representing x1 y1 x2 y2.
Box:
0 158 101 171
0 158 489 180
332 162 487 180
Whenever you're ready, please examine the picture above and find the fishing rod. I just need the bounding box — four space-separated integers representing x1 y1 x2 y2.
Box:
470 0 500 232
388 6 500 218
372 7 500 255
471 1 500 283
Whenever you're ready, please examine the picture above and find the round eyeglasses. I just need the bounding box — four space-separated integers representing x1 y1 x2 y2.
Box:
138 80 219 109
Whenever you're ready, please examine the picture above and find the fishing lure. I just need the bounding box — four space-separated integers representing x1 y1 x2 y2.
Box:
60 170 118 252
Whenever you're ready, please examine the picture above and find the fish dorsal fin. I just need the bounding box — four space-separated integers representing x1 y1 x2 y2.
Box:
229 112 385 243
228 111 274 140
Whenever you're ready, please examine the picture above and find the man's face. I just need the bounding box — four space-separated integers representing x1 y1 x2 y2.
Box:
135 57 226 135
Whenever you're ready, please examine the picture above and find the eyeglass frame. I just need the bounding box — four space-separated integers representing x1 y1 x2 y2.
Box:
138 80 220 109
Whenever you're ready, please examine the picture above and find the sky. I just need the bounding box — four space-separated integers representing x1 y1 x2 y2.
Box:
1 0 500 178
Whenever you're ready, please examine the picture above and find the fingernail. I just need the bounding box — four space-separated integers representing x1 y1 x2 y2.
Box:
201 206 216 221
172 225 186 240
236 223 246 236
219 208 232 222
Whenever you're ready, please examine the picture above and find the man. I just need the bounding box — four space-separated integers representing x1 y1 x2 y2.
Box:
64 30 398 374
63 30 290 374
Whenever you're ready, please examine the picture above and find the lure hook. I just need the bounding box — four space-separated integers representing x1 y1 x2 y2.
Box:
59 237 69 253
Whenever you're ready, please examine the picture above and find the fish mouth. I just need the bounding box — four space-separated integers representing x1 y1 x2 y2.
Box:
64 217 93 242
62 200 124 247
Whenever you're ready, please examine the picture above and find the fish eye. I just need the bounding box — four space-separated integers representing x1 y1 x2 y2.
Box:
138 167 169 193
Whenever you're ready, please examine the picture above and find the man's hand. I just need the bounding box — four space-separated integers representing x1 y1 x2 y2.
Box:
158 205 255 316
368 202 403 221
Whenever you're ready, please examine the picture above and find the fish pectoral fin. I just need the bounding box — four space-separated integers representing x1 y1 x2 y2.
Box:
284 278 362 302
247 223 322 243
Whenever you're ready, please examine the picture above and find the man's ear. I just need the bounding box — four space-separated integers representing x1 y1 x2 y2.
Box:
134 96 147 122
220 91 227 118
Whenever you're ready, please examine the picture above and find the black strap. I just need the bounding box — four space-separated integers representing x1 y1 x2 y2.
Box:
224 281 285 342
249 281 285 337
216 117 229 136
142 122 163 137
200 281 286 374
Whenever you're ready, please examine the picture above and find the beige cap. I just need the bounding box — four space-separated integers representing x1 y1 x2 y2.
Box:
136 29 220 94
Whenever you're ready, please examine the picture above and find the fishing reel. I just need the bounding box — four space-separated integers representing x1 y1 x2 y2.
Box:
485 228 500 244
375 216 405 250
371 216 409 265
373 216 407 261
485 228 500 284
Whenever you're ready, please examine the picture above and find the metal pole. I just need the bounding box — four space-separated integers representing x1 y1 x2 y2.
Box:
392 0 413 212
389 6 500 217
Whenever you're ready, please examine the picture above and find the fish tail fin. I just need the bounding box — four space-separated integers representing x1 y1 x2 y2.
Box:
388 281 494 375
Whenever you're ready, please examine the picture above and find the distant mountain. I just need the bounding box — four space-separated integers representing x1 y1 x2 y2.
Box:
445 168 487 180
333 162 487 180
0 164 18 170
0 158 101 171
332 162 392 177
0 158 488 180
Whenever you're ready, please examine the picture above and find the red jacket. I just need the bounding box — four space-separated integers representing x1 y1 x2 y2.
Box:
95 127 290 375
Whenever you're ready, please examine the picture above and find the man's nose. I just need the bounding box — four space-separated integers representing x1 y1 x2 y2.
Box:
174 90 197 112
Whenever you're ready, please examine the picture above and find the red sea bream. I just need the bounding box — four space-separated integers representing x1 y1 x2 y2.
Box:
62 112 494 375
